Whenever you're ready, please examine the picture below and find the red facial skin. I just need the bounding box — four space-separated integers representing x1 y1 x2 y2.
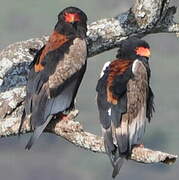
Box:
64 13 80 23
135 47 151 57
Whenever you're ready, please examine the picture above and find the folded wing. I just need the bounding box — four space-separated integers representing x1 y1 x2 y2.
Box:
19 35 87 150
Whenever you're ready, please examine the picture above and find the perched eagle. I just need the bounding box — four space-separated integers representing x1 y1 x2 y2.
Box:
96 37 154 178
19 7 88 150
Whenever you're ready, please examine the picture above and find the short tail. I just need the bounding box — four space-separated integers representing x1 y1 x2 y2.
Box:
102 127 117 162
111 121 129 178
25 115 53 150
112 157 125 178
18 109 26 136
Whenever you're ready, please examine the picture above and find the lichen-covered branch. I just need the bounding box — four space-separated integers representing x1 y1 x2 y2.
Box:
0 109 177 164
0 0 178 165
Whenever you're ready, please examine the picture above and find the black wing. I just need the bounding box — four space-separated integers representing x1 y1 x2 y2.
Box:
96 61 133 178
26 63 87 150
19 37 87 150
96 66 117 165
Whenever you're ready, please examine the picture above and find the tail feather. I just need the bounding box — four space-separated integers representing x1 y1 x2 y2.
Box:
25 115 53 150
112 157 125 178
111 120 128 178
115 120 129 154
18 109 26 136
102 127 115 154
102 127 118 165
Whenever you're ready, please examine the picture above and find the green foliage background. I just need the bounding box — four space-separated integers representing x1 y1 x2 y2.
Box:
0 0 179 179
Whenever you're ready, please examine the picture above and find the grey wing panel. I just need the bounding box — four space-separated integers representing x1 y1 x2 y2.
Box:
112 99 129 154
48 38 87 92
128 106 147 148
128 59 149 149
50 78 78 114
31 84 49 127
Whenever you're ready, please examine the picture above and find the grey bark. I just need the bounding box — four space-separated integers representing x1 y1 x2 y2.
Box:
0 0 178 164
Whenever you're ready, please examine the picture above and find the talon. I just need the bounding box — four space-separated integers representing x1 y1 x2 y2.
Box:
138 144 144 148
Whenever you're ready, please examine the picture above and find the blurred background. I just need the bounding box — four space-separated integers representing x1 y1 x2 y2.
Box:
0 0 179 179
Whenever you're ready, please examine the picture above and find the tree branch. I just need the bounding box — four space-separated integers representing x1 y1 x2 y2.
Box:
0 0 178 165
0 109 177 164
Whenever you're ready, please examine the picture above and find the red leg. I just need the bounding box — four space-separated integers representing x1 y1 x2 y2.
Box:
132 144 144 149
59 113 69 121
